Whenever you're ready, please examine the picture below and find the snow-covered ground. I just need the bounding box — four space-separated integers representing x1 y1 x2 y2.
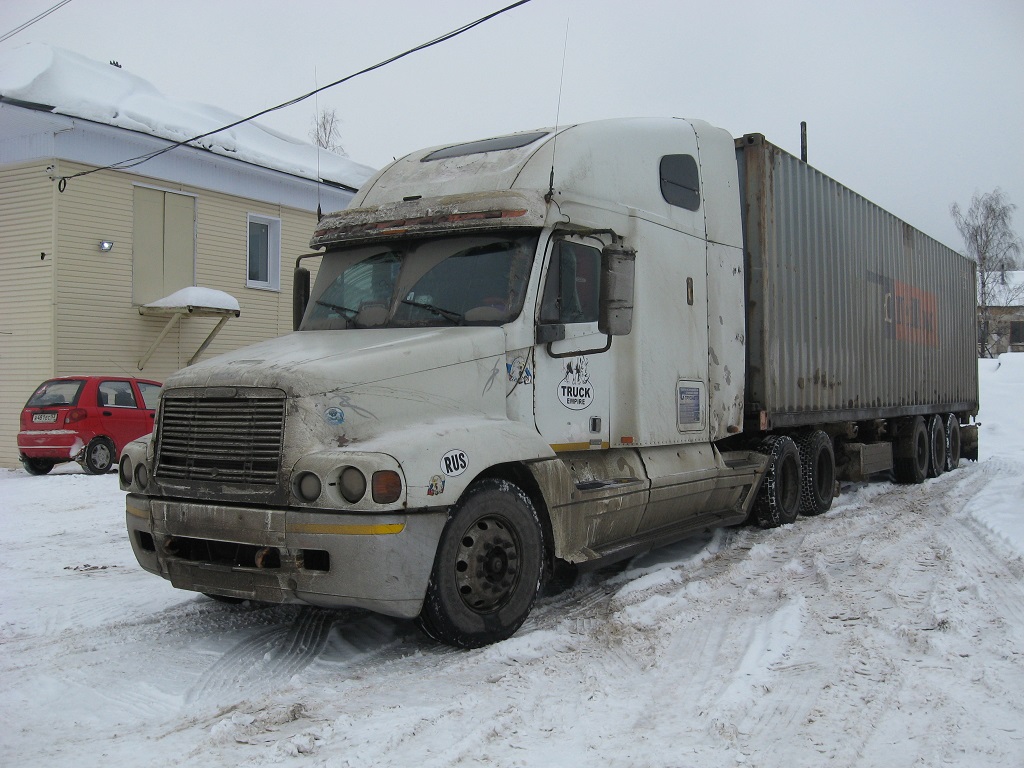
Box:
2 358 1023 767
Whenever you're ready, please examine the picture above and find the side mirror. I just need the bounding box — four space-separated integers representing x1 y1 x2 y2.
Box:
599 243 635 336
293 267 311 331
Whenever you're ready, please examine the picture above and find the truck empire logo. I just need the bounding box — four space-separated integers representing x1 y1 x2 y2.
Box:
557 357 593 410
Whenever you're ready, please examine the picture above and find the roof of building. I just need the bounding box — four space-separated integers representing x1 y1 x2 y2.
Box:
0 42 375 189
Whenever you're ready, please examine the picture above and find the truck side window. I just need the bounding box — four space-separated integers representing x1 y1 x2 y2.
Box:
660 154 700 211
540 241 601 324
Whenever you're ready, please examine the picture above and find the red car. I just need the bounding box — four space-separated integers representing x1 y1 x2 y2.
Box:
17 376 162 475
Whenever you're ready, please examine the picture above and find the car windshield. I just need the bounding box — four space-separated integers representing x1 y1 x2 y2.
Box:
300 232 538 331
26 380 84 408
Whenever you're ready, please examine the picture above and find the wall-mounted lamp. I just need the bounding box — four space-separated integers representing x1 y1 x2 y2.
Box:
99 240 114 252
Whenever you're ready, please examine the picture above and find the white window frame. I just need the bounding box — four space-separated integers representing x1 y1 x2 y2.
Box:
246 214 281 291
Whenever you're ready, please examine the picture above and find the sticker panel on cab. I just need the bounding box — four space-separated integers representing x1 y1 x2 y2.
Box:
557 356 593 410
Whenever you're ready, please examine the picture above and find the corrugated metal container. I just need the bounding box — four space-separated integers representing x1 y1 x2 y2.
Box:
737 134 978 429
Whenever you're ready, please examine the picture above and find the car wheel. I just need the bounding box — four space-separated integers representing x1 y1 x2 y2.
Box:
417 478 545 648
21 457 56 475
82 437 116 475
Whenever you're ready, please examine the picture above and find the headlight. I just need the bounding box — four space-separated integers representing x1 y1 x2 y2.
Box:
119 455 133 485
295 471 322 502
339 466 366 503
135 462 149 488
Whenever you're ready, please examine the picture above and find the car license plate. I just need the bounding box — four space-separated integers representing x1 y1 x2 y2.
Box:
33 412 58 423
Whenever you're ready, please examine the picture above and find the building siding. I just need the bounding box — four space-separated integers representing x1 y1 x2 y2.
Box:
0 161 56 468
1 159 333 467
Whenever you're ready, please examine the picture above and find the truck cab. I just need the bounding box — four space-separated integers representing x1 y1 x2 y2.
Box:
120 118 792 647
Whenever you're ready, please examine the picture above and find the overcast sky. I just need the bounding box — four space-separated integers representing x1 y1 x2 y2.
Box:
1 0 1021 251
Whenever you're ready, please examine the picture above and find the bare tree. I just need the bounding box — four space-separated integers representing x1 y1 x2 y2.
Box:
309 107 347 156
950 188 1023 357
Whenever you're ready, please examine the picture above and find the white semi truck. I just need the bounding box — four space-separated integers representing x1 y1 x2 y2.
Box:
122 118 978 647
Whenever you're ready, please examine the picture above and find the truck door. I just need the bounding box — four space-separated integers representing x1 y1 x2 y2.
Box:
533 236 610 450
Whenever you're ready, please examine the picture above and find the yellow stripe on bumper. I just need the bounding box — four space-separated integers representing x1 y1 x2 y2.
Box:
126 504 149 520
289 522 406 536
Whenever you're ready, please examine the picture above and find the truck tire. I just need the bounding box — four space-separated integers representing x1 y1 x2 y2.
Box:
417 479 545 648
927 415 946 478
753 435 801 528
945 414 961 472
82 437 116 475
796 430 835 516
894 416 929 484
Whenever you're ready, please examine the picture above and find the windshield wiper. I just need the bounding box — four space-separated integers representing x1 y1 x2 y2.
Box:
401 299 463 325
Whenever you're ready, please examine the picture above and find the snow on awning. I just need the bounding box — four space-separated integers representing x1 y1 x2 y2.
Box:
137 288 241 370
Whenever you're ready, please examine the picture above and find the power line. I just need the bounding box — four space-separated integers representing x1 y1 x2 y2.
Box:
57 0 533 190
0 0 74 45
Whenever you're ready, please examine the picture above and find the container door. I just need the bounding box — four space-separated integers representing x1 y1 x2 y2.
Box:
533 236 610 450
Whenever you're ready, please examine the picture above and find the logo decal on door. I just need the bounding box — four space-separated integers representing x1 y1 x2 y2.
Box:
557 357 593 410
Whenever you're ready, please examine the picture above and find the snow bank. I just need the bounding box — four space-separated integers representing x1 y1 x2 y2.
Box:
0 42 376 187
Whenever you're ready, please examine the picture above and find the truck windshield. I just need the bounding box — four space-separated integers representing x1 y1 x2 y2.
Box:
301 232 539 331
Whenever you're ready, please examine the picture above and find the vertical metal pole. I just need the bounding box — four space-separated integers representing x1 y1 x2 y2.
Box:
800 121 808 163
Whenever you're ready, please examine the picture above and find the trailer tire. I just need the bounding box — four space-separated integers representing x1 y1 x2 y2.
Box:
753 435 801 528
945 414 961 472
417 478 544 648
927 415 946 478
894 416 929 485
796 430 835 516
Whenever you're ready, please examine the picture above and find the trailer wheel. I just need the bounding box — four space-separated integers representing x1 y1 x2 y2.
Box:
417 479 544 648
894 416 929 484
796 430 835 516
945 414 961 472
753 435 801 528
927 415 946 478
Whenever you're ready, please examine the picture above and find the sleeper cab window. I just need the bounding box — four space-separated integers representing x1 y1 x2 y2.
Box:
247 214 282 291
660 154 700 211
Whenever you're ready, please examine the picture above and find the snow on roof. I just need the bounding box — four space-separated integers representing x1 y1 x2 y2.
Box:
0 43 376 189
143 287 240 313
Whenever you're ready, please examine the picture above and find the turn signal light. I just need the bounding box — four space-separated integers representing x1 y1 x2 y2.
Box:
371 470 402 504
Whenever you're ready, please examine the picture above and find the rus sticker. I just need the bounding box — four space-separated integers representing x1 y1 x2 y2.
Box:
441 449 468 477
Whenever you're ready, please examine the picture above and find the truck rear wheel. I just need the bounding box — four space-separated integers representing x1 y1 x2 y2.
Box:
894 416 929 484
945 414 961 472
796 430 835 516
417 479 544 648
754 435 801 528
927 415 946 478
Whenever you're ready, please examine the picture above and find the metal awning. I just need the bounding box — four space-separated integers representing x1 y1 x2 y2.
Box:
137 294 241 370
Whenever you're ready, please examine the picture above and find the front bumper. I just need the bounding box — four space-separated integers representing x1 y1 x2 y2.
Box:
126 494 447 619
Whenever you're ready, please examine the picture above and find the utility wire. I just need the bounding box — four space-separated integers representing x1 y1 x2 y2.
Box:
0 0 74 45
57 0 533 190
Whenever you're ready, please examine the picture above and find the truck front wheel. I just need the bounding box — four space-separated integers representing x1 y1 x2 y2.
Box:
754 435 801 528
417 479 545 648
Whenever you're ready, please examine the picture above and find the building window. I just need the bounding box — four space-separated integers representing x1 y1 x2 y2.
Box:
133 187 196 305
247 214 281 290
1010 320 1024 345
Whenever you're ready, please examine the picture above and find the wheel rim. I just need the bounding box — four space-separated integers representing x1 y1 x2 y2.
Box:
454 515 522 613
92 442 112 469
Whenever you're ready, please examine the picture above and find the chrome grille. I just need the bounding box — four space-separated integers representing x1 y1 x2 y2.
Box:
155 389 286 485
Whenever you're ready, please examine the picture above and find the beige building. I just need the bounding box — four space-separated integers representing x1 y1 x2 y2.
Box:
979 270 1024 357
0 46 374 468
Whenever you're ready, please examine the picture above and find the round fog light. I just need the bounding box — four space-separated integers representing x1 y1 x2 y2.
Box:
296 471 322 501
339 466 366 503
119 455 132 485
135 463 149 488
